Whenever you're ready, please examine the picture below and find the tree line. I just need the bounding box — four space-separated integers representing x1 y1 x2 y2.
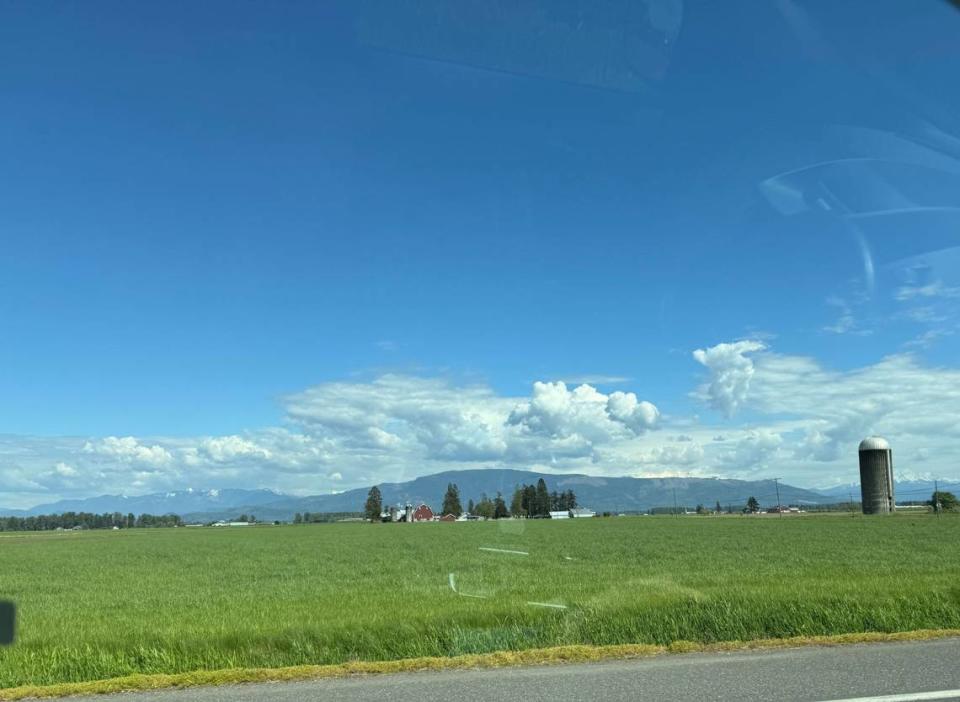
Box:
362 478 578 521
0 512 182 531
292 511 363 523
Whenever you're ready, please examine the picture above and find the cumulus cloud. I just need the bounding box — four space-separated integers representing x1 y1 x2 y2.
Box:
794 412 880 462
689 340 960 484
54 462 77 477
284 375 660 468
82 436 173 466
692 340 766 417
719 430 783 469
636 442 704 466
6 341 960 507
285 375 511 461
0 376 669 506
200 435 272 462
508 382 659 442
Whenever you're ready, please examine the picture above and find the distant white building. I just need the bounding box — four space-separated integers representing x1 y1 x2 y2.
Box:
549 508 596 519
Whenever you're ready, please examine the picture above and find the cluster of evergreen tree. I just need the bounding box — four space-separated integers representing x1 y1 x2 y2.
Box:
509 478 577 518
463 492 509 519
0 512 182 531
362 479 579 522
453 479 576 519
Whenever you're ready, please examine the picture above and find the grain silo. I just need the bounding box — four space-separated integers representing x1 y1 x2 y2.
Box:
858 436 895 514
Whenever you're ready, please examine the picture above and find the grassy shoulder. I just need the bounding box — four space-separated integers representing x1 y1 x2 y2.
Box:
2 629 958 701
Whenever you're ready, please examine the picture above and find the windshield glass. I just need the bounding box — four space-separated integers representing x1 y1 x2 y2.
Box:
1 1 959 698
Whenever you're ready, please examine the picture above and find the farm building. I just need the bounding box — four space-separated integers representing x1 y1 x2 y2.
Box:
549 509 595 519
381 504 410 522
380 504 434 522
439 513 457 522
411 504 434 522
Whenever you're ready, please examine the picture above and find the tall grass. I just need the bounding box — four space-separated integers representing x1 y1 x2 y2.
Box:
1 514 958 688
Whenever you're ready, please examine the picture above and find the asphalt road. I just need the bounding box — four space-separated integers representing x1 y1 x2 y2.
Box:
72 638 960 702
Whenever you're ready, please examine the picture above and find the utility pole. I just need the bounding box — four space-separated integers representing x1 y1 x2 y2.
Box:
774 478 782 517
672 488 679 518
935 479 941 518
849 490 856 518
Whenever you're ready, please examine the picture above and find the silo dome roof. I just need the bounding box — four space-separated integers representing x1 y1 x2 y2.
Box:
859 436 890 451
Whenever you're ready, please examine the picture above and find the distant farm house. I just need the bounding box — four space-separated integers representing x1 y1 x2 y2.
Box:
411 504 434 522
439 513 457 522
380 503 435 523
549 508 596 519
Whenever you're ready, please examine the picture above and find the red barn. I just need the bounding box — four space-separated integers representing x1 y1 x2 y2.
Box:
411 504 434 522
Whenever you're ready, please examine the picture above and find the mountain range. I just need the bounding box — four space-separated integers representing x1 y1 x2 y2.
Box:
4 472 956 522
0 469 855 522
0 488 284 518
816 479 960 501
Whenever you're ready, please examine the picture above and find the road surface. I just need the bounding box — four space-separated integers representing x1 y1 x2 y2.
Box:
70 638 960 702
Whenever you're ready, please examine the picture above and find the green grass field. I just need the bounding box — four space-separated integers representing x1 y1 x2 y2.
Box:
1 515 959 689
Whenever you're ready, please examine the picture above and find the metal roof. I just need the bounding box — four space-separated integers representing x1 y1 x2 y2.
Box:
858 436 890 451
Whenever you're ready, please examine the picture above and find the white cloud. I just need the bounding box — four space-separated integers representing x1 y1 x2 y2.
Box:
692 340 766 417
557 374 632 385
719 430 783 469
637 442 705 466
200 435 272 462
0 376 667 506
285 375 660 468
4 340 960 508
903 328 955 349
285 375 511 461
82 436 173 467
54 462 77 477
822 296 872 336
691 340 960 484
897 306 947 324
508 381 658 443
895 281 960 301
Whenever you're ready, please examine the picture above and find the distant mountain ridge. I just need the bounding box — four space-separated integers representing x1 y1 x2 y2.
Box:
0 488 283 518
817 479 960 501
0 470 839 522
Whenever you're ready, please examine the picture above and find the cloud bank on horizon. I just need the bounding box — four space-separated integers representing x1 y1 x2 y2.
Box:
3 339 960 508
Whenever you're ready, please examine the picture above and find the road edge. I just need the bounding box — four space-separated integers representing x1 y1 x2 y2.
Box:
3 629 959 700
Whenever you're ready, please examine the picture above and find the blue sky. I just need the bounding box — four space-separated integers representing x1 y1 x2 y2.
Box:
2 1 960 506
